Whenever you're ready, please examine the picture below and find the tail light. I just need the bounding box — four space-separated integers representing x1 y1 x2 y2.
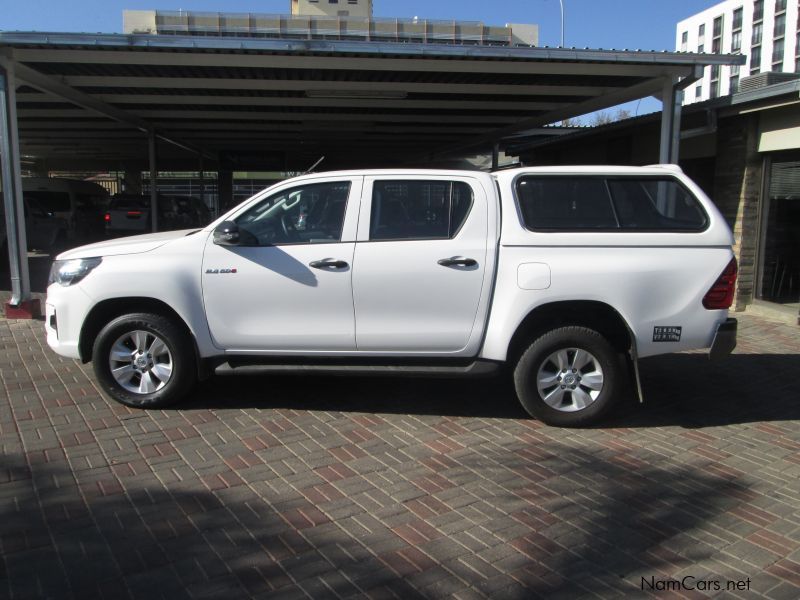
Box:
104 212 110 222
703 257 738 310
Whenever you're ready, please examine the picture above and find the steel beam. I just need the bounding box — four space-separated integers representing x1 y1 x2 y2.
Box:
61 76 617 97
9 58 214 162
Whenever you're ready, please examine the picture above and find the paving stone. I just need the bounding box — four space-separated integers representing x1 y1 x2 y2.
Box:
0 314 799 598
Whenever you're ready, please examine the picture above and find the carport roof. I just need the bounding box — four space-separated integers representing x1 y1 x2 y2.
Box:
0 31 745 171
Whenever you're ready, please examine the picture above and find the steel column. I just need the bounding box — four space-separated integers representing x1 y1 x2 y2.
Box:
0 62 31 306
659 77 683 164
148 130 158 232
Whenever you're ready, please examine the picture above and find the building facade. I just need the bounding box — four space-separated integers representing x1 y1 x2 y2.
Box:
677 0 799 104
291 0 372 18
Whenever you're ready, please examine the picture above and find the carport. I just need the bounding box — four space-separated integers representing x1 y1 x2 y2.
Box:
0 31 743 315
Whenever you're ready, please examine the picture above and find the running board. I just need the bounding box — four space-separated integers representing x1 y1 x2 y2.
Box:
214 359 500 378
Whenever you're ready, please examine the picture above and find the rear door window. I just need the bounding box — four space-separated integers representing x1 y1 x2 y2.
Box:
370 180 474 240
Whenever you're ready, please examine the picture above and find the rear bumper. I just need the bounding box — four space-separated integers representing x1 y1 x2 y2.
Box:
709 318 737 361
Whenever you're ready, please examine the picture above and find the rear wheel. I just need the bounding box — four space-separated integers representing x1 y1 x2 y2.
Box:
514 326 624 427
92 312 196 408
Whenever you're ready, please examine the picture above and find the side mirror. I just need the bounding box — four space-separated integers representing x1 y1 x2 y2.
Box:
213 221 240 246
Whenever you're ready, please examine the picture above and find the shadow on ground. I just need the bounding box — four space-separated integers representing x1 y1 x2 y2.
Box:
186 353 800 427
0 439 748 599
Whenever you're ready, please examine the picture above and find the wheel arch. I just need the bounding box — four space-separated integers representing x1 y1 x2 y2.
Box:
507 300 633 365
78 297 205 376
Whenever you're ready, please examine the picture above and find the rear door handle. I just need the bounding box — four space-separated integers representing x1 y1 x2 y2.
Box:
309 259 349 270
438 257 477 267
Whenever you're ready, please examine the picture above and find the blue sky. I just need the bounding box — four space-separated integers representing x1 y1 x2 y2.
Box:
1 1 721 118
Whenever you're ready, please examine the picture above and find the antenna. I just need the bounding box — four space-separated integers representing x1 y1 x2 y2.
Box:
303 156 325 174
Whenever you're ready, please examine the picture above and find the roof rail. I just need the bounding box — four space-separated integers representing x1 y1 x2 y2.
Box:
644 163 684 173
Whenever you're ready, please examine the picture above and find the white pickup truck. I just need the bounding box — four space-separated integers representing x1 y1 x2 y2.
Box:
45 166 737 426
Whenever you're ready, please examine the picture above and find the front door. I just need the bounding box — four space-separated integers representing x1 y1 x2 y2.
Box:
352 176 489 353
202 177 361 352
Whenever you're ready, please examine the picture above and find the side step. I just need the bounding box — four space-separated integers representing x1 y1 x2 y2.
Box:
214 359 500 378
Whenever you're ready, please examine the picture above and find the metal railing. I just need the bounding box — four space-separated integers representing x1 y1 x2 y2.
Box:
151 11 518 46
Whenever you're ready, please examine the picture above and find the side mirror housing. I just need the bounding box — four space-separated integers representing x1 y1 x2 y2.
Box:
213 221 240 246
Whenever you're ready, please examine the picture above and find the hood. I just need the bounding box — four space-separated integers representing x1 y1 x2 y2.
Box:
57 229 201 260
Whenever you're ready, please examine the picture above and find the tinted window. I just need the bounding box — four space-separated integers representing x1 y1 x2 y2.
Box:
370 180 473 241
516 177 618 230
515 176 708 232
236 181 350 246
607 179 708 231
23 191 70 213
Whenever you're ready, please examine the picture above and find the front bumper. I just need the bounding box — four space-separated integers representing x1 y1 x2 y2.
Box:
709 318 737 361
45 284 92 360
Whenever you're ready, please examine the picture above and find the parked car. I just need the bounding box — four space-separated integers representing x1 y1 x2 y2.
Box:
105 194 211 236
22 178 109 244
1 193 70 255
45 165 737 426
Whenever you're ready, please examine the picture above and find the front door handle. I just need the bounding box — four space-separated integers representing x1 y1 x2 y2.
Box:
438 257 477 267
309 259 349 270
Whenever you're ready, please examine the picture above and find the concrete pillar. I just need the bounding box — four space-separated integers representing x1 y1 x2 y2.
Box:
0 60 38 318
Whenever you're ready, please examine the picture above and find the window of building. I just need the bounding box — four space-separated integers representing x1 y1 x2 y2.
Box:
681 31 688 50
329 0 338 4
732 7 744 30
751 45 762 72
514 177 707 232
699 43 705 53
369 181 474 241
730 73 740 92
695 85 703 98
713 16 723 37
775 13 787 37
348 0 358 4
775 0 787 13
712 16 723 55
732 31 742 51
752 22 763 44
773 37 785 68
754 0 764 21
699 23 706 43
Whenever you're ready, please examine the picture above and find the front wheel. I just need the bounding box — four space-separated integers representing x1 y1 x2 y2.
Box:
92 312 196 408
514 326 625 427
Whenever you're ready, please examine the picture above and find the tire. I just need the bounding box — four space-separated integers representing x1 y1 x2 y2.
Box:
92 312 196 409
513 326 624 427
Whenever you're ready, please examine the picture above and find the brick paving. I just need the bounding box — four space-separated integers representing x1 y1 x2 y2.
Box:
0 313 799 599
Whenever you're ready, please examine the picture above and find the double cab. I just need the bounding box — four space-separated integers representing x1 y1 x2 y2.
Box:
45 166 737 426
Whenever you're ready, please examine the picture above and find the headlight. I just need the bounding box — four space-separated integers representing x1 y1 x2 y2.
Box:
48 258 102 287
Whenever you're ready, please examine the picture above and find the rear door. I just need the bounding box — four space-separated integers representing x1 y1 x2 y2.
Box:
352 175 489 353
